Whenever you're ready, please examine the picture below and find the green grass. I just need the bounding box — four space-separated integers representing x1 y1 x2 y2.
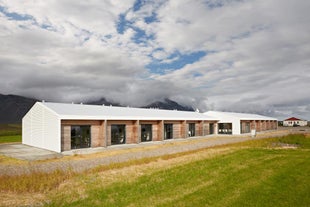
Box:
0 124 22 143
45 134 310 207
0 135 22 143
0 124 22 136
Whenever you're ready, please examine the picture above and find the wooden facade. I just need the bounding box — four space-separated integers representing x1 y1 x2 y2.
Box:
61 119 218 152
240 120 277 134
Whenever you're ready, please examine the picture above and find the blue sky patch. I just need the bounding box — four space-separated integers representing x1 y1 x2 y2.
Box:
0 6 33 21
133 0 144 12
116 14 129 34
116 10 154 44
147 51 206 74
144 12 157 24
132 26 154 44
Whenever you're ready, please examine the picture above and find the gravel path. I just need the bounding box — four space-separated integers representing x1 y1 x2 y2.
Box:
0 130 293 176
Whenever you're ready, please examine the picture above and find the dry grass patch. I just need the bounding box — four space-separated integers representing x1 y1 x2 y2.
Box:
0 154 26 165
1 192 46 207
0 169 75 193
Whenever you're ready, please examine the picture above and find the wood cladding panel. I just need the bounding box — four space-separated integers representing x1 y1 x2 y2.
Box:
61 125 71 151
91 125 100 147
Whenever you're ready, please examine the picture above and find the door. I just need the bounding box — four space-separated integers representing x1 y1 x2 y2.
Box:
71 125 91 149
111 125 126 145
209 123 214 134
188 123 195 137
141 124 152 142
164 124 173 139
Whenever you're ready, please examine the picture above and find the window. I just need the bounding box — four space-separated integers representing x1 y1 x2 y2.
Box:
188 123 195 137
218 123 232 134
141 124 152 142
71 125 91 149
164 124 173 139
111 125 126 145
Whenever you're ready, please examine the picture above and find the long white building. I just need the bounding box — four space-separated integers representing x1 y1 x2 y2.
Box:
22 102 278 152
22 102 218 152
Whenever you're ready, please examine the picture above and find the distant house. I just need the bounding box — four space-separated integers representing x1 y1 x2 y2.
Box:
283 117 307 127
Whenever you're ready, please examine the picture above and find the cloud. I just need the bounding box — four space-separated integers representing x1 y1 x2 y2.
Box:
0 0 309 120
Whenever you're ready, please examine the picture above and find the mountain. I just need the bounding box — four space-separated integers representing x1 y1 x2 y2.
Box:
0 95 194 124
86 97 120 106
142 98 194 111
0 94 38 124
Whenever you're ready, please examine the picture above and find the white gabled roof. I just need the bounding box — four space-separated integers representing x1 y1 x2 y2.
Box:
204 111 277 121
39 102 217 121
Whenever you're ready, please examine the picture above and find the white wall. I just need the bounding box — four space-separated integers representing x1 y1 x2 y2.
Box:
232 118 241 135
22 102 61 152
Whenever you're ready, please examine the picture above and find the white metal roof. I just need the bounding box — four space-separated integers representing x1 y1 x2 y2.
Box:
40 102 218 121
204 111 277 121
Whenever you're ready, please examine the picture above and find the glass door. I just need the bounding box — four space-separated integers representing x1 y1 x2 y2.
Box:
164 124 173 139
71 125 91 149
141 124 152 142
188 123 195 137
111 125 126 145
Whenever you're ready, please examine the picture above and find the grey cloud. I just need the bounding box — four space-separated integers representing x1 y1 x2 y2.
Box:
0 0 309 121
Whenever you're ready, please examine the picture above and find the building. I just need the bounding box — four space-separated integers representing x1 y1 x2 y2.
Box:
203 111 278 135
22 102 218 153
283 117 307 127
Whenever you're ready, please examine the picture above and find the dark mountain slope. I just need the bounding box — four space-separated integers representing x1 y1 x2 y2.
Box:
142 98 194 111
0 95 194 123
86 97 120 106
0 94 38 124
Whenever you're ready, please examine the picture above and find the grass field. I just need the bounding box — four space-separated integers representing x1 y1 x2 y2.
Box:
0 135 21 143
0 124 22 143
1 134 309 207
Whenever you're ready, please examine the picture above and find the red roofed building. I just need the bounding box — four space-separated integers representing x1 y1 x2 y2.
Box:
283 117 307 127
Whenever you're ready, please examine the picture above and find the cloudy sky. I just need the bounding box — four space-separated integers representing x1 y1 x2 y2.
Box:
0 0 309 120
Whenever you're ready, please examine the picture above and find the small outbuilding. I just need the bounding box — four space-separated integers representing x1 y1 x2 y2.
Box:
22 102 218 152
203 111 277 135
283 117 307 127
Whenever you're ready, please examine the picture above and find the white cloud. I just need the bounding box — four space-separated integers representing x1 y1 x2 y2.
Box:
0 0 309 120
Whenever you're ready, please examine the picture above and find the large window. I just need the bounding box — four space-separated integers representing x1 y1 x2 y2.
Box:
164 124 173 139
111 125 126 145
188 123 195 137
71 125 91 149
141 124 152 142
218 123 232 134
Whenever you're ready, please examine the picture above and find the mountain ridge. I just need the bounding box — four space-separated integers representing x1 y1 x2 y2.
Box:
0 94 194 124
0 94 38 124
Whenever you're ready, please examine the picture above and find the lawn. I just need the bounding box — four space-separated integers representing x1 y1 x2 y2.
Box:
1 134 309 207
0 124 22 143
47 134 310 207
0 135 21 143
